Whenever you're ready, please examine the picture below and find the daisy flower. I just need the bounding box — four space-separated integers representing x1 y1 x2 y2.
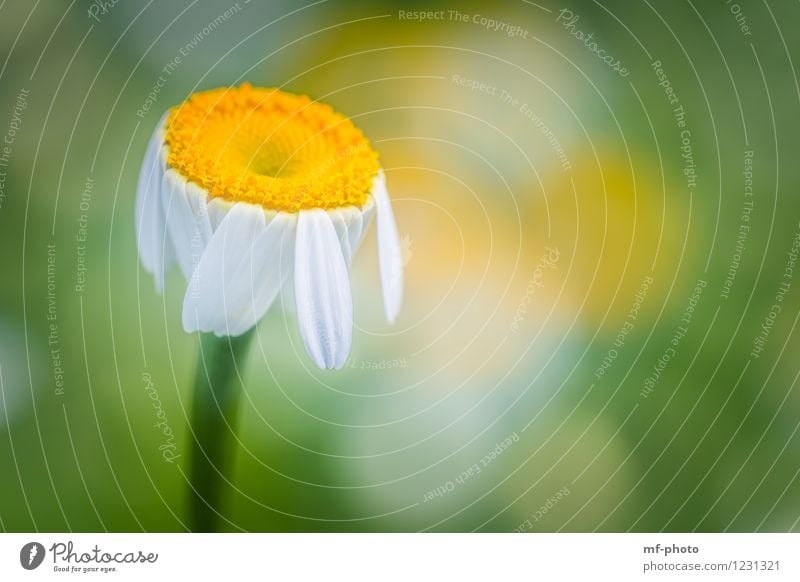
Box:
135 84 403 369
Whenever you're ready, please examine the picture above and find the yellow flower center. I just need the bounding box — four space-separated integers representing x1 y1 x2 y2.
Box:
164 84 380 212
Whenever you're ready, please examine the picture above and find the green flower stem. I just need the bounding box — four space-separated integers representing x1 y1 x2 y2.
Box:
188 329 255 532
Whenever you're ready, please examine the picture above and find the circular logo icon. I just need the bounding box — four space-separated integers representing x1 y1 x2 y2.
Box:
19 542 45 570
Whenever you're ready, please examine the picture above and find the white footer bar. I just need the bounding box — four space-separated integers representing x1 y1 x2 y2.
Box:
1 533 797 581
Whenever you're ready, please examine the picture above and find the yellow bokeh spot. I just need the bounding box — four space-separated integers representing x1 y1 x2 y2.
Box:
164 83 380 212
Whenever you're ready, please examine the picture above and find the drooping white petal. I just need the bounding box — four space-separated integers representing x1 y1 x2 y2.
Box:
161 168 212 279
330 206 369 267
330 212 353 266
206 196 232 230
135 120 170 292
347 212 364 253
279 278 296 314
329 211 354 268
348 201 369 251
182 203 295 337
294 209 353 369
372 172 403 323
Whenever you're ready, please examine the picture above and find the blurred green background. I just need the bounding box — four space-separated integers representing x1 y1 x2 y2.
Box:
1 0 799 532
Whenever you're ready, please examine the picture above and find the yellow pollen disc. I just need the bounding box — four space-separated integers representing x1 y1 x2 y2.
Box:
164 83 380 212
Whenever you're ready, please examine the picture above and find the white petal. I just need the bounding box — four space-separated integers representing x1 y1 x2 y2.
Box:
182 203 295 337
185 181 214 244
329 212 350 265
294 210 353 369
279 279 296 314
347 212 364 253
372 173 403 323
206 196 233 230
330 212 353 266
161 169 212 279
349 198 375 254
135 119 170 292
330 206 370 267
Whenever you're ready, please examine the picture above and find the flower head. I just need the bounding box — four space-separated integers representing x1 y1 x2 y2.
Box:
135 84 403 369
